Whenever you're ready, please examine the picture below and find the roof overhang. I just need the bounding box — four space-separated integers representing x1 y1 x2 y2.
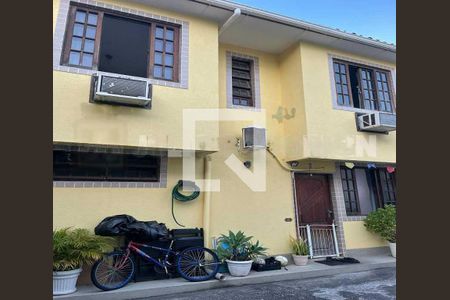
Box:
133 0 396 63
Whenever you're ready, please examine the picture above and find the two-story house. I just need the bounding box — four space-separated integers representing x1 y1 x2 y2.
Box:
53 0 396 258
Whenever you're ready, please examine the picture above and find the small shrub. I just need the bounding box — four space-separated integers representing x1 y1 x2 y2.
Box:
290 236 309 256
364 205 396 243
216 230 267 261
53 228 116 271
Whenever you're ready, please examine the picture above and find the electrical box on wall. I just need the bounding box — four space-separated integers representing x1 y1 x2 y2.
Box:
242 126 267 149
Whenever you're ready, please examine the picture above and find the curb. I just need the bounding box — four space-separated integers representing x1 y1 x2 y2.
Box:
54 260 396 300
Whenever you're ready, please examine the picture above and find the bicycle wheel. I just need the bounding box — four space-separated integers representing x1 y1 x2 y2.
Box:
91 252 135 291
177 247 220 282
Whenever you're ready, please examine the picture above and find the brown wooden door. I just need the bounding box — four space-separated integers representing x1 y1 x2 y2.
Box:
295 174 333 225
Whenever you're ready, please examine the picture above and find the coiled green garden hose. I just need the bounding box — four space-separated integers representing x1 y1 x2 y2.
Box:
171 180 200 227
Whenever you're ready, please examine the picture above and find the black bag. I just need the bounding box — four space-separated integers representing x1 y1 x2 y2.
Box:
95 214 137 236
125 221 169 242
95 214 169 242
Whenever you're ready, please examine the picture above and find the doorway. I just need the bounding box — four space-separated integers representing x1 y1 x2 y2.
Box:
294 173 339 258
294 174 333 224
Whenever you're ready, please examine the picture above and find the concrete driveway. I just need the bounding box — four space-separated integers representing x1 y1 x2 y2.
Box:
142 267 396 300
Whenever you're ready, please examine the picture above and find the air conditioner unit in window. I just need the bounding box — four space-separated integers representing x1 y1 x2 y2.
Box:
92 73 152 108
357 112 396 133
242 126 267 149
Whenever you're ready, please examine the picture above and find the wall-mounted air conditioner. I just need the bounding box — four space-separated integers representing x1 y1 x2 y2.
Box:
242 126 267 149
357 112 396 133
92 73 152 108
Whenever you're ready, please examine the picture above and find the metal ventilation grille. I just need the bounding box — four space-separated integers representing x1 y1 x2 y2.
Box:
100 76 147 98
379 113 396 127
362 114 375 126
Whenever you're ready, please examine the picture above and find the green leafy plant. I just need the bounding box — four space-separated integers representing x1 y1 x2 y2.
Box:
364 205 396 243
53 228 116 271
290 236 309 256
216 230 267 261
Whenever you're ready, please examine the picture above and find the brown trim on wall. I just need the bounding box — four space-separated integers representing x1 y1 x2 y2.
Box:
61 1 181 82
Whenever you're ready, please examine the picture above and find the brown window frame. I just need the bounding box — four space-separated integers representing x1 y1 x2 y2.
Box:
341 166 397 217
340 167 361 215
333 59 396 113
61 3 181 82
373 168 397 207
61 6 104 69
150 24 180 82
231 57 255 107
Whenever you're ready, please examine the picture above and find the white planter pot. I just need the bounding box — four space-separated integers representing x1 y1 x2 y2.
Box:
389 242 396 258
226 260 253 277
292 254 309 266
53 268 82 295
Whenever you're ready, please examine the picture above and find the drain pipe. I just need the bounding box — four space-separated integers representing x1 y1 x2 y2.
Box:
215 273 226 281
219 8 241 35
203 156 226 282
203 155 212 248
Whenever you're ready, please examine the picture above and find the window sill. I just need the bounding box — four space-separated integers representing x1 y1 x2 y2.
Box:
334 105 396 116
229 104 261 111
343 215 368 222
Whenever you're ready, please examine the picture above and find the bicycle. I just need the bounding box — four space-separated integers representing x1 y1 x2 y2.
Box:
90 239 220 291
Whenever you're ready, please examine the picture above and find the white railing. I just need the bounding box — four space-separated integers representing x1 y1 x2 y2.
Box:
298 223 340 258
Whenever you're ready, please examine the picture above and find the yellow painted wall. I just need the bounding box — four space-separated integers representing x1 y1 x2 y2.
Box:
53 0 220 151
53 0 395 253
343 221 388 249
298 42 396 163
53 158 206 230
53 0 219 235
210 44 297 254
279 43 308 161
53 0 59 33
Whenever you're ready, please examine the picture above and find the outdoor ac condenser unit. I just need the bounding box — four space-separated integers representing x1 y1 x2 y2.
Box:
242 126 267 149
92 73 152 108
357 112 396 133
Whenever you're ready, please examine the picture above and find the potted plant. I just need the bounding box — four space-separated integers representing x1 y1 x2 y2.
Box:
216 230 266 277
290 236 309 266
53 228 115 295
364 204 397 257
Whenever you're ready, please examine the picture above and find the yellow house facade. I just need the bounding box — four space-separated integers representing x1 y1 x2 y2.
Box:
53 0 396 257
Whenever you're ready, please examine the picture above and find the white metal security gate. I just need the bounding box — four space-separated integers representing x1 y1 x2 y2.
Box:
298 223 340 258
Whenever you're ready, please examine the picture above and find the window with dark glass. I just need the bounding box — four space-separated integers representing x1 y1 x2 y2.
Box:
98 15 150 78
53 150 161 182
62 4 180 81
333 62 352 106
340 167 360 215
341 166 396 216
232 58 254 107
333 59 395 113
152 25 178 81
377 169 397 206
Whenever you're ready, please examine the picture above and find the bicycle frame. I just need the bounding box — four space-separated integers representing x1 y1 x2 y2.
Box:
124 240 177 272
